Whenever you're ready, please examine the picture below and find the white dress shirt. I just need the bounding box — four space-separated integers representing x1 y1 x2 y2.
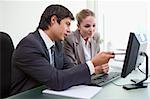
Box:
39 29 54 66
80 36 92 61
39 29 95 74
80 35 95 75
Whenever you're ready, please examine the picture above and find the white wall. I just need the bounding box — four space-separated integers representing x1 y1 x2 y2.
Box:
0 0 87 47
97 1 149 51
1 0 150 51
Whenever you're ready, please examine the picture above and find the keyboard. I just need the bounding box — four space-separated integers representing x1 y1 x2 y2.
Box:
91 72 121 87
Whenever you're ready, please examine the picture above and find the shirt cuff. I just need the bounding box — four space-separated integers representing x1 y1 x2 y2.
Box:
86 61 95 75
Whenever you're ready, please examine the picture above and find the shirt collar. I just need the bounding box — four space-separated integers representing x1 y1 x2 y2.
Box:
38 29 54 49
80 35 91 45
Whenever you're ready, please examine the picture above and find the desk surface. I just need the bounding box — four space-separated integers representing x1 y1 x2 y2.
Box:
7 69 150 99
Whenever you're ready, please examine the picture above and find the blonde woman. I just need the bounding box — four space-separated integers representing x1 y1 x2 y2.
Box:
64 9 109 74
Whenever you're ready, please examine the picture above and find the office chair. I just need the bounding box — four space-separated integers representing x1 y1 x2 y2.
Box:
0 32 14 98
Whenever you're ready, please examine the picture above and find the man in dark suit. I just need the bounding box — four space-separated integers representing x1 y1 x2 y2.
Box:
11 4 114 95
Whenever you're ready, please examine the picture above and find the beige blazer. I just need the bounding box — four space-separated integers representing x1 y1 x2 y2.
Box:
64 30 100 65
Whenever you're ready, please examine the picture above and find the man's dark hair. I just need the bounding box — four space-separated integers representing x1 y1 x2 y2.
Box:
38 4 74 30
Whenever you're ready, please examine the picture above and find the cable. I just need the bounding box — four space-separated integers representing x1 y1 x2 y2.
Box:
111 81 123 87
137 65 150 77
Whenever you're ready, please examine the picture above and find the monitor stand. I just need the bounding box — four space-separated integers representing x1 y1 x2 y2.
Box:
123 82 148 90
123 52 148 90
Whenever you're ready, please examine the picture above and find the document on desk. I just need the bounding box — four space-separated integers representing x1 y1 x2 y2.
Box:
42 85 102 99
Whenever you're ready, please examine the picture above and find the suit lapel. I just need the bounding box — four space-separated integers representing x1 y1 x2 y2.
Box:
34 30 64 69
34 30 50 62
54 41 63 69
91 38 96 57
74 31 85 64
91 34 100 57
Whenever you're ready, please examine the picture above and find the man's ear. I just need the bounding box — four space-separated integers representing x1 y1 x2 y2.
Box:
50 15 57 25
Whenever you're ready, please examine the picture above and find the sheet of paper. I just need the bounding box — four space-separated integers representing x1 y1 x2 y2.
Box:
42 85 102 99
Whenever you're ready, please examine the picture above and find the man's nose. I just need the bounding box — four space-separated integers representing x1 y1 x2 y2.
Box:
66 27 71 33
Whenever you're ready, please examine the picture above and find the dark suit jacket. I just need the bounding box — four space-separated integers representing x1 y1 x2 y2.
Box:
11 30 91 95
64 30 100 64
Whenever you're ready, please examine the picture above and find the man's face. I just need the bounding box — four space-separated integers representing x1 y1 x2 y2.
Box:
52 17 71 41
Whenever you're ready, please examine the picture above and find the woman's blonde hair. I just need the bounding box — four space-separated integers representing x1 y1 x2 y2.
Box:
76 9 95 25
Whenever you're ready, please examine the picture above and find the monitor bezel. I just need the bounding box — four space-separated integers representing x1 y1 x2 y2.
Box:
121 32 140 78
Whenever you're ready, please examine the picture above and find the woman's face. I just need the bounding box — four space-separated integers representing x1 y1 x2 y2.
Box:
78 16 96 40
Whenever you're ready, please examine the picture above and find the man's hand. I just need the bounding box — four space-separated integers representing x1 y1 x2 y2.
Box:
91 51 114 67
95 63 109 74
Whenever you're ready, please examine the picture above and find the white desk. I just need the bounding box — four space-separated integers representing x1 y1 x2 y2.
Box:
94 69 150 99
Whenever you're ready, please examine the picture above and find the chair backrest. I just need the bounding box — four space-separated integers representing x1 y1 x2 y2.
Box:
0 32 14 98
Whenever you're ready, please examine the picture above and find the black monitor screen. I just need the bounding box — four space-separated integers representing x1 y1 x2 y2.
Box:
121 32 147 78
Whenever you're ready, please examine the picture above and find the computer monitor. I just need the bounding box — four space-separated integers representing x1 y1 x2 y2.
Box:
121 32 147 78
120 32 148 90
